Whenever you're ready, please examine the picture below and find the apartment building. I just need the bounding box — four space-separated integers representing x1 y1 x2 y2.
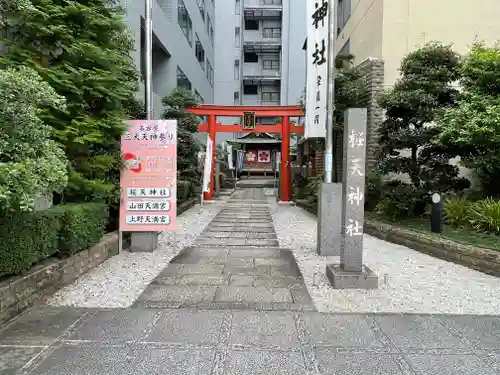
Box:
123 0 215 118
336 0 500 86
214 0 307 123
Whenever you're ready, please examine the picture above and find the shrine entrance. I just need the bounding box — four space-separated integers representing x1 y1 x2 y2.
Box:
187 105 305 202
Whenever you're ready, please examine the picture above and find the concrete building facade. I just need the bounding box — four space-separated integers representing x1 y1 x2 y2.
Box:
123 0 216 118
337 0 500 86
213 0 306 117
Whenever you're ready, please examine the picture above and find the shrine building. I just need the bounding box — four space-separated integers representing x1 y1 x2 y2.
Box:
227 133 281 178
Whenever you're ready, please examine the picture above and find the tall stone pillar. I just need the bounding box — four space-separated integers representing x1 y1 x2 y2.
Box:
326 108 378 289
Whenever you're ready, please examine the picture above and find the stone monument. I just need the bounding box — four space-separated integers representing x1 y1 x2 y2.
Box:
326 108 379 289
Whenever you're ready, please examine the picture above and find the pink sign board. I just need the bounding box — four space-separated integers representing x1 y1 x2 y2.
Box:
120 120 177 232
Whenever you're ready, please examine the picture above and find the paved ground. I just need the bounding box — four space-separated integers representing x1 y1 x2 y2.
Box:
4 187 500 373
134 188 314 310
270 198 500 314
3 307 500 374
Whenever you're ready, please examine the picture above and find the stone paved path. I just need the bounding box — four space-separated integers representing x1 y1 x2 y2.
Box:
133 188 315 311
4 187 500 373
3 307 500 374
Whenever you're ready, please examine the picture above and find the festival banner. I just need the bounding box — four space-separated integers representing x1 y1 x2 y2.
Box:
227 144 234 169
203 135 213 193
120 120 177 232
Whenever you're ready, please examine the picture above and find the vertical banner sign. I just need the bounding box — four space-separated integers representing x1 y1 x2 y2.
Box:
305 0 329 138
340 109 368 272
227 144 234 169
203 135 213 193
120 120 177 231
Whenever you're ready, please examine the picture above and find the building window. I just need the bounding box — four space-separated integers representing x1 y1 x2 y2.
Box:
195 90 204 103
235 27 240 47
177 67 192 91
245 19 259 30
262 0 281 4
195 34 205 69
233 91 240 105
244 52 258 63
235 0 240 14
263 59 280 70
234 59 240 80
178 0 193 46
207 15 214 45
262 92 280 102
243 85 258 95
337 0 351 34
262 27 281 38
206 59 213 86
197 0 205 21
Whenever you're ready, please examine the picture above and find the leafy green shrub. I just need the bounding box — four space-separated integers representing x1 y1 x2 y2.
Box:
305 174 323 204
375 181 423 219
0 66 68 212
468 198 500 234
57 203 109 256
444 197 472 227
0 208 61 277
365 173 383 211
177 180 192 203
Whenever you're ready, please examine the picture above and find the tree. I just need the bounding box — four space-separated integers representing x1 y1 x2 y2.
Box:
299 55 367 181
376 42 469 217
437 42 500 198
1 0 139 205
162 89 201 183
0 66 68 211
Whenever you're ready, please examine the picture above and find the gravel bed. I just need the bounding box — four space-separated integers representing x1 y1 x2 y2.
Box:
268 196 500 314
47 203 222 308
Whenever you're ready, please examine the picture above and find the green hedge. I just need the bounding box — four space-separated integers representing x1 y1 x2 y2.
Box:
0 208 61 278
0 203 109 277
57 203 109 255
177 180 191 203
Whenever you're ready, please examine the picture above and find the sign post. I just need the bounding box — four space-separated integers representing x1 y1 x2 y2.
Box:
307 0 343 256
325 108 378 289
120 120 177 252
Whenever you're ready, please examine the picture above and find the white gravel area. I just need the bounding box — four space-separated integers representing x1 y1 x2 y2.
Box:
47 203 222 308
269 196 500 315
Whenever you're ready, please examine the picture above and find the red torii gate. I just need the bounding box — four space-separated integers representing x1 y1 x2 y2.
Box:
188 105 305 202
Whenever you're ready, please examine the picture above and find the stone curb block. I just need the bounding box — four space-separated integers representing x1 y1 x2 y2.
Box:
0 232 119 328
293 199 500 278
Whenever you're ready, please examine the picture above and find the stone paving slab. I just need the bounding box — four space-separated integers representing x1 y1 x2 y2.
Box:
2 307 500 374
134 188 312 310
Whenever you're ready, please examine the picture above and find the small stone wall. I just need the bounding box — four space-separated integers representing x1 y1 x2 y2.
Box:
364 221 500 278
0 232 119 326
294 199 500 278
357 57 385 171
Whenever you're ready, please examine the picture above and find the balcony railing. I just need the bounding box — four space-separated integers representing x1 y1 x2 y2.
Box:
244 0 282 19
244 32 281 44
244 0 282 7
243 68 281 78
